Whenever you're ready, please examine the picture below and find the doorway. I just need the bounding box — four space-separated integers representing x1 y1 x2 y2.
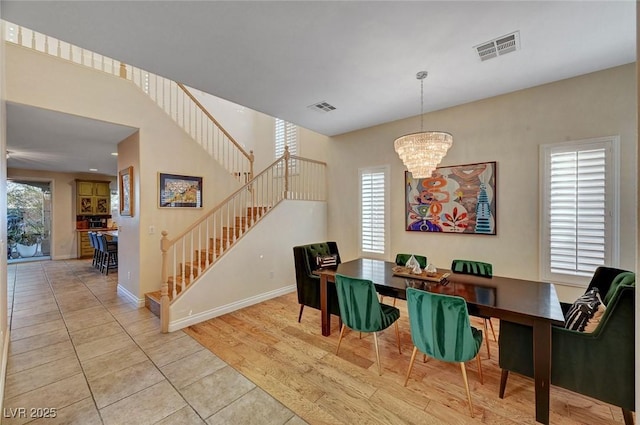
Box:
7 180 52 263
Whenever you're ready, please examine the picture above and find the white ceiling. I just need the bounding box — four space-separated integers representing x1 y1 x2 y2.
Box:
2 1 636 175
6 103 137 175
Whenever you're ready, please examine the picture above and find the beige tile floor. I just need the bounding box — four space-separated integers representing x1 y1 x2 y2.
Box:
3 259 307 425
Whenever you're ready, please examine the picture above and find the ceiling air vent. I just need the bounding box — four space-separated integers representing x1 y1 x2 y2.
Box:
474 31 520 61
307 101 337 113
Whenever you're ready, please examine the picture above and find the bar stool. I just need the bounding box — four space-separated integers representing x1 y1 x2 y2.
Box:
97 233 118 275
88 232 100 269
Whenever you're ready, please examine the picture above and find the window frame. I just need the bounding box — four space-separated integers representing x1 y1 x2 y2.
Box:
539 135 620 287
358 165 390 260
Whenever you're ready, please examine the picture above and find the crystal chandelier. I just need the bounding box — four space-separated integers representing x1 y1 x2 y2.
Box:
394 71 452 179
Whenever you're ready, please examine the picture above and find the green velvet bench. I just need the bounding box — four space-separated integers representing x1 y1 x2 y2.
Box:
498 266 636 424
293 242 342 323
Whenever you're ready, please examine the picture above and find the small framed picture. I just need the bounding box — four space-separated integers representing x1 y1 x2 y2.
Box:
159 173 203 208
119 166 134 216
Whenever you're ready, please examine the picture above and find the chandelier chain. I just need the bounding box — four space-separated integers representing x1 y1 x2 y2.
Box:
420 77 424 132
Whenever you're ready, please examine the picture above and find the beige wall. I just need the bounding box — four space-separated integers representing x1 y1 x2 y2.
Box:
327 64 637 303
6 168 115 259
6 44 242 301
115 132 140 299
190 88 329 174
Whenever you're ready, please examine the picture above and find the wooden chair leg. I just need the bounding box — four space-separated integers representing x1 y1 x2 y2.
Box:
622 408 634 425
499 369 509 399
394 321 402 354
373 332 382 375
476 354 483 385
460 362 474 418
483 319 491 359
404 346 418 386
404 345 418 387
488 318 497 341
297 305 304 323
392 298 397 307
336 324 346 355
423 354 427 363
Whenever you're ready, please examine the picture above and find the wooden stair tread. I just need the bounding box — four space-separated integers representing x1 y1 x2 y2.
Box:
146 290 162 302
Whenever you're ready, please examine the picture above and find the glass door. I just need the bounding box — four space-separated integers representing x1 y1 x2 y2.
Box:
7 180 52 262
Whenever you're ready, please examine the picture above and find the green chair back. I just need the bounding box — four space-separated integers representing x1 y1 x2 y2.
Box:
335 274 394 333
395 253 427 269
604 271 635 305
451 259 493 277
406 287 482 363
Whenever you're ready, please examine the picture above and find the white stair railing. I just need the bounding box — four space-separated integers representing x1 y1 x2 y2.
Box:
3 21 253 182
159 148 326 332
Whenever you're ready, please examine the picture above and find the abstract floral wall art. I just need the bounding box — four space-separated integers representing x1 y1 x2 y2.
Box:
404 162 497 234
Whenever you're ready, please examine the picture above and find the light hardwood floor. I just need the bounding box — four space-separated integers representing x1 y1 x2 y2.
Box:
185 292 631 425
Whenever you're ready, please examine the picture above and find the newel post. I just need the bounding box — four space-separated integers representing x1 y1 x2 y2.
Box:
249 150 255 181
284 145 290 199
160 231 170 333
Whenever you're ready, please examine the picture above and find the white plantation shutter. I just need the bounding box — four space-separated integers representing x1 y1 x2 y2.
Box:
275 118 298 159
541 137 619 285
360 166 389 257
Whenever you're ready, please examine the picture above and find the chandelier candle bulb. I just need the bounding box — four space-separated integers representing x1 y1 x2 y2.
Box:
394 71 453 178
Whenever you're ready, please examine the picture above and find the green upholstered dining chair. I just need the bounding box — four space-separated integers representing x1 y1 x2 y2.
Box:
395 253 427 269
499 267 636 425
334 274 402 376
451 259 493 277
380 253 429 307
404 287 484 417
451 259 497 359
292 242 342 323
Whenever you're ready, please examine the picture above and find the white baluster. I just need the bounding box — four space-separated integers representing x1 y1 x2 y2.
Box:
189 231 194 283
172 248 177 299
213 212 218 261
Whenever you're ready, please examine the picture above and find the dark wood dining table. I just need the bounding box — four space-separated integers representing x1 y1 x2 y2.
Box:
317 258 564 425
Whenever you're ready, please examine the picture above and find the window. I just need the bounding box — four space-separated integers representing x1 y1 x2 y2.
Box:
541 136 619 286
275 118 298 159
359 166 389 258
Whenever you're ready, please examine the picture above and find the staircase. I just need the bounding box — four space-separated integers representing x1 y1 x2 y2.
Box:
152 149 327 332
144 206 269 315
4 21 254 183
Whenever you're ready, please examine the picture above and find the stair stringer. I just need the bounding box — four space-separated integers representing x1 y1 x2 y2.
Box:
167 199 327 331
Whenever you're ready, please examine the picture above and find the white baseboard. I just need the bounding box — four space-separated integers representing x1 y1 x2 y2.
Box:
0 326 10 412
117 284 145 307
167 285 296 332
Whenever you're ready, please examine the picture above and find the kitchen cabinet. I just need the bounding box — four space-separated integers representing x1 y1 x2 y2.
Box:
77 231 94 258
76 180 111 215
